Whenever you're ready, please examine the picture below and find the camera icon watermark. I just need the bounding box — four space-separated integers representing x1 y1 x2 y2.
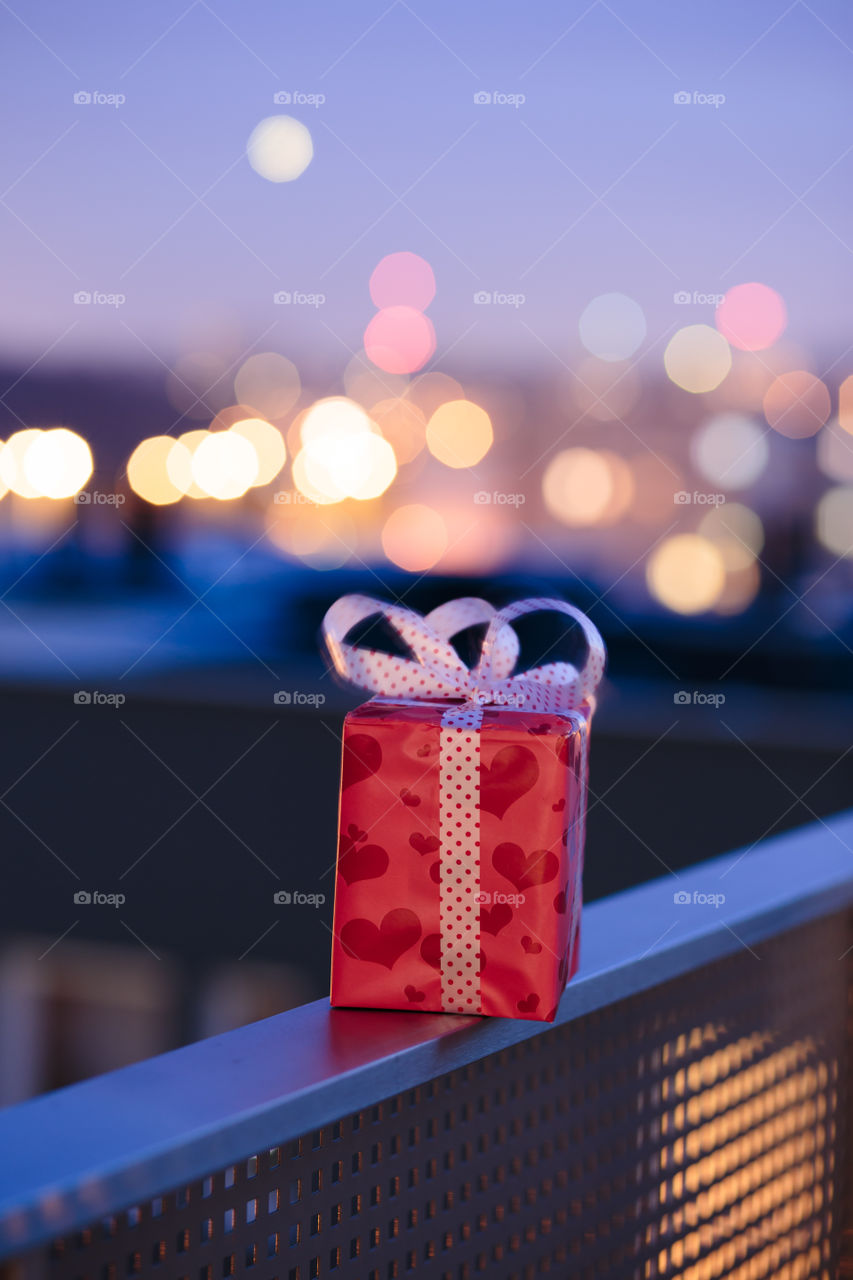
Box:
674 889 726 907
73 690 126 707
273 889 325 907
473 490 526 507
473 290 525 308
273 690 326 707
73 90 126 108
273 290 326 308
74 491 126 506
673 290 725 306
73 889 126 907
273 490 313 505
473 90 525 108
673 490 725 506
673 690 726 708
272 90 325 108
475 890 526 906
673 90 726 108
73 290 126 308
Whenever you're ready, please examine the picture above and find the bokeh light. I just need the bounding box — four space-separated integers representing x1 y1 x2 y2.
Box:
816 486 853 558
715 283 787 351
343 351 409 407
169 429 209 499
192 432 259 500
664 326 732 394
763 370 830 438
22 428 93 499
646 534 726 614
542 449 613 526
381 504 447 571
266 501 355 569
364 307 436 375
698 503 764 571
296 397 397 501
426 400 493 468
579 293 646 362
369 252 436 311
234 353 301 420
839 375 853 435
714 560 761 615
247 116 313 182
405 372 465 418
228 418 286 486
690 412 769 489
128 436 191 506
817 420 853 482
0 430 44 499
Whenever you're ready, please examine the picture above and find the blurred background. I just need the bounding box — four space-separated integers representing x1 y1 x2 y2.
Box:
1 0 852 1104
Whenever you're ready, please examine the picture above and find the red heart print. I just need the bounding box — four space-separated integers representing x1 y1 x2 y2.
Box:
416 744 431 757
409 832 440 856
517 993 540 1014
553 884 569 914
400 788 421 807
481 903 512 936
521 935 542 954
421 933 441 970
347 822 367 841
342 734 382 790
338 843 389 886
480 746 539 819
429 860 440 885
552 797 566 813
404 985 425 1002
561 827 571 847
493 842 559 891
340 908 421 970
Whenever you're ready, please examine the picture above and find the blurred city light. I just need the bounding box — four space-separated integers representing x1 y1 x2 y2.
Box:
192 432 259 500
234 353 301 420
715 283 787 352
698 503 765 571
381 503 447 571
646 534 727 614
542 448 614 526
690 412 769 489
364 306 436 375
369 252 436 310
579 293 646 362
0 430 45 499
664 325 732 394
22 428 93 500
228 418 286 487
425 399 493 468
816 486 853 558
763 371 830 438
128 436 191 506
246 115 313 182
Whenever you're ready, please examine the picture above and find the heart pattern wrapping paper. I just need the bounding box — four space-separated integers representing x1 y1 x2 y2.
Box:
323 594 603 1023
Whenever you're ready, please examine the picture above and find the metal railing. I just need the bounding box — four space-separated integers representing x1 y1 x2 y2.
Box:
1 812 853 1279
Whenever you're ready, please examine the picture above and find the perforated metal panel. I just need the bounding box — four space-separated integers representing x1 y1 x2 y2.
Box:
3 911 849 1280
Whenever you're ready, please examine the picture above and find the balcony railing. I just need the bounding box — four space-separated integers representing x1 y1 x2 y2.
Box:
1 812 852 1280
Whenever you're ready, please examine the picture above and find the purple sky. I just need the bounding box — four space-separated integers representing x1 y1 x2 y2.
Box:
1 0 851 376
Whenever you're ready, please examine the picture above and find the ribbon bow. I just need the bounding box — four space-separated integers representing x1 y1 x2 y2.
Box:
322 594 605 715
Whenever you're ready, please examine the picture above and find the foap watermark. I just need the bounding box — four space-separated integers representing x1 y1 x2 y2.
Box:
474 490 526 507
274 690 326 707
74 490 125 506
73 290 126 308
73 90 125 108
476 890 526 906
273 290 326 308
674 290 725 307
471 689 525 708
73 690 126 707
473 90 525 108
674 490 725 506
674 889 726 908
273 490 313 506
73 889 126 907
673 90 726 108
273 890 325 907
674 690 726 708
272 90 325 108
473 290 526 308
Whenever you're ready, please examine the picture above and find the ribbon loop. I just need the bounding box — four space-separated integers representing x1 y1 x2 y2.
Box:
323 594 605 713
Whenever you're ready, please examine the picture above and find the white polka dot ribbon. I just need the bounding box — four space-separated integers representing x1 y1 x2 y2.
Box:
323 594 605 1013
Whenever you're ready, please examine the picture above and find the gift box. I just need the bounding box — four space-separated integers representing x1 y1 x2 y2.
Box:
322 595 605 1022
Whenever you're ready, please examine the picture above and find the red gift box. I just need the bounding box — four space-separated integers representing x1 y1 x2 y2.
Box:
323 595 604 1023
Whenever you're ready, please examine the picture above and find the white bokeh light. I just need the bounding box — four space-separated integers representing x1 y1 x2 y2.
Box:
579 293 646 362
247 116 313 182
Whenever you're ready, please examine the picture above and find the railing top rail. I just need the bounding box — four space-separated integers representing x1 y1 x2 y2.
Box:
2 811 853 1256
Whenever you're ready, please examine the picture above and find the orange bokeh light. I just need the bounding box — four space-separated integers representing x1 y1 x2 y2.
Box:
763 371 830 439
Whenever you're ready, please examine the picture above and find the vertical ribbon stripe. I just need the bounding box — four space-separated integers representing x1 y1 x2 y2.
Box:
439 703 484 1014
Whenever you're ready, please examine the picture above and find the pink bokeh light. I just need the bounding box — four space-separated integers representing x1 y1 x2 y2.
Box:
715 282 787 352
364 306 436 374
369 251 436 311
